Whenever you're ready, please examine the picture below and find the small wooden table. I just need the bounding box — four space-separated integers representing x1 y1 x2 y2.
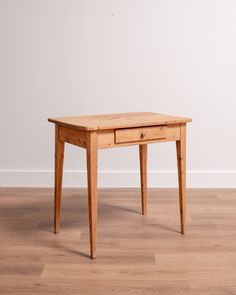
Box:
48 112 191 259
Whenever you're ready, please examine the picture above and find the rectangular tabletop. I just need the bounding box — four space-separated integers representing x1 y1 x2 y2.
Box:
48 112 191 131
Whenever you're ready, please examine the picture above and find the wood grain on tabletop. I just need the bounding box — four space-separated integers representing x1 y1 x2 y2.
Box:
48 112 192 131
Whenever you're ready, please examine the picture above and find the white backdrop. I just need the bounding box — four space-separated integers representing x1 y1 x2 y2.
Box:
1 0 236 187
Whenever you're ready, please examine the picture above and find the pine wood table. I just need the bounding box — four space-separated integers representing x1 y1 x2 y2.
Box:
48 112 191 259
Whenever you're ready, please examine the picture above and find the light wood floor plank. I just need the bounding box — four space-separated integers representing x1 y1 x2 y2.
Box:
0 188 236 294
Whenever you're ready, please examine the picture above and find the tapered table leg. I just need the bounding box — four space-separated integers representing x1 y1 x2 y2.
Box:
176 123 186 234
139 144 147 215
86 132 98 259
54 125 65 234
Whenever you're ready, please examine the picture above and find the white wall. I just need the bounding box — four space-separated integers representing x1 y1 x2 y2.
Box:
1 0 236 187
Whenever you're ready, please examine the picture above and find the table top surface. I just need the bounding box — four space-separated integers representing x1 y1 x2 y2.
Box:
48 112 191 131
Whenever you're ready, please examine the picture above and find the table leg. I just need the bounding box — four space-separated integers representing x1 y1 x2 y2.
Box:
54 125 65 234
139 144 147 215
86 132 98 259
176 123 186 234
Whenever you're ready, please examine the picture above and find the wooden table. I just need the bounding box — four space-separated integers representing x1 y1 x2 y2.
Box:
48 112 191 259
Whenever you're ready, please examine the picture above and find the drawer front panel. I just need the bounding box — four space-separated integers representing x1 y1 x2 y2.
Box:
115 125 167 144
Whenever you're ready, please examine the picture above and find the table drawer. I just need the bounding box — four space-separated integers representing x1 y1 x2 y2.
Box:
115 125 167 144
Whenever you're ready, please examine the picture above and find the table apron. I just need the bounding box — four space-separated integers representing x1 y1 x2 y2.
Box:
57 123 181 149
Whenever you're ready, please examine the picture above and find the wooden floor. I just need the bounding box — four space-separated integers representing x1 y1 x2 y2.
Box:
0 188 236 294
